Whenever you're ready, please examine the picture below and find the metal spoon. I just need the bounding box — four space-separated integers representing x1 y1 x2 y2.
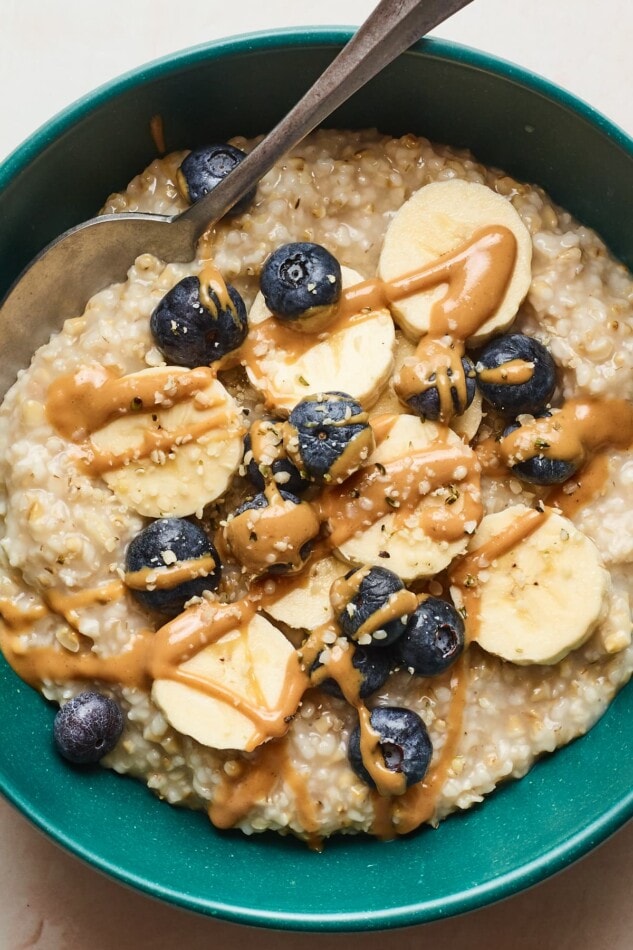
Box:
0 0 473 395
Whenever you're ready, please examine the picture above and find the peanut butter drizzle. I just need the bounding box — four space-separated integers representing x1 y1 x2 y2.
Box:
82 411 230 477
477 358 534 386
47 365 216 442
209 736 290 830
224 482 320 575
449 507 547 641
500 397 633 467
0 597 48 630
394 338 468 423
149 114 166 155
330 569 418 642
198 261 236 318
124 555 217 592
239 306 379 380
390 656 469 835
548 453 611 517
318 442 481 547
46 580 125 629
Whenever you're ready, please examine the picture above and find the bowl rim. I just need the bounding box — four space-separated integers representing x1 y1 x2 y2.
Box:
1 28 632 932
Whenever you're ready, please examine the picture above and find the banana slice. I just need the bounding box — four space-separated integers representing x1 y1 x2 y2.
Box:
335 415 478 582
152 613 301 752
90 368 243 519
243 266 395 414
378 180 532 344
465 504 610 665
263 556 349 631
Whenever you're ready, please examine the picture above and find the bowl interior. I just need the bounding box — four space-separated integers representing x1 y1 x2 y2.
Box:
0 33 632 931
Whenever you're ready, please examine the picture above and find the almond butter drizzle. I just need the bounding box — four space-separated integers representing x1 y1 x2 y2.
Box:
198 261 237 319
0 597 48 630
394 338 469 423
124 554 217 591
477 358 534 386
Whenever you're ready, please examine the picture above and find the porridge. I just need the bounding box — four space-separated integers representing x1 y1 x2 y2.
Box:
0 128 632 845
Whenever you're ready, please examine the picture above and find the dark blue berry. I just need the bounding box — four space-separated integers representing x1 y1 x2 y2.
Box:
476 333 556 416
125 517 221 614
312 644 391 700
348 706 432 788
394 597 465 676
503 413 579 485
177 143 255 214
54 691 124 764
336 566 408 648
244 431 308 495
284 392 374 484
260 242 342 324
150 275 247 367
228 490 317 574
406 355 476 421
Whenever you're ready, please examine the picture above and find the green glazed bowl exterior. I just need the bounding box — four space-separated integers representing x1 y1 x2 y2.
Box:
0 30 632 932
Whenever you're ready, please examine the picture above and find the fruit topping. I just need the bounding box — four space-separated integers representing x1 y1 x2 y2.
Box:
476 332 556 416
313 643 391 700
502 412 579 485
458 504 610 665
177 143 256 213
283 391 374 484
395 342 477 422
378 179 533 343
393 596 465 675
260 242 342 332
54 691 124 764
244 419 308 495
125 517 221 614
330 565 416 648
223 485 320 575
150 272 247 367
348 706 432 789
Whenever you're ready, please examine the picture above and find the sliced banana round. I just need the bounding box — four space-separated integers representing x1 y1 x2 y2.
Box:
336 415 477 582
464 504 611 665
152 613 300 752
89 368 243 519
378 180 533 344
243 266 395 414
262 556 349 632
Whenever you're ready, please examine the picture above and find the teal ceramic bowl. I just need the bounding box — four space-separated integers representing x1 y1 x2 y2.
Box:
0 30 632 932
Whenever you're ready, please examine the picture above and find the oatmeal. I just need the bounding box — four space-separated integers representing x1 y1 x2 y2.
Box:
0 128 632 844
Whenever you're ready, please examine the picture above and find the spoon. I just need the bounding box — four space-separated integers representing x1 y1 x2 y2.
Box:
0 0 474 395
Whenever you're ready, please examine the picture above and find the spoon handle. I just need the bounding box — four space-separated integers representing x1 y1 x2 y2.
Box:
178 0 475 239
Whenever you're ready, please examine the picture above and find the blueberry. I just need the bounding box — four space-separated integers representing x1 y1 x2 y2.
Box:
283 392 374 484
334 566 409 648
260 242 342 327
150 275 247 367
54 691 124 764
224 489 319 574
348 706 432 788
476 333 556 416
405 355 477 421
394 597 465 676
177 143 256 214
502 414 579 485
125 517 221 614
312 644 391 700
244 428 308 496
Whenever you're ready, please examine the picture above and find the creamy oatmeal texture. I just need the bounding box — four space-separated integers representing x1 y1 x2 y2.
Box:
1 128 633 843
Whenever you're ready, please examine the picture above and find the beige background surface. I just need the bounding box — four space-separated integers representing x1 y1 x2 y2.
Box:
1 1 631 947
